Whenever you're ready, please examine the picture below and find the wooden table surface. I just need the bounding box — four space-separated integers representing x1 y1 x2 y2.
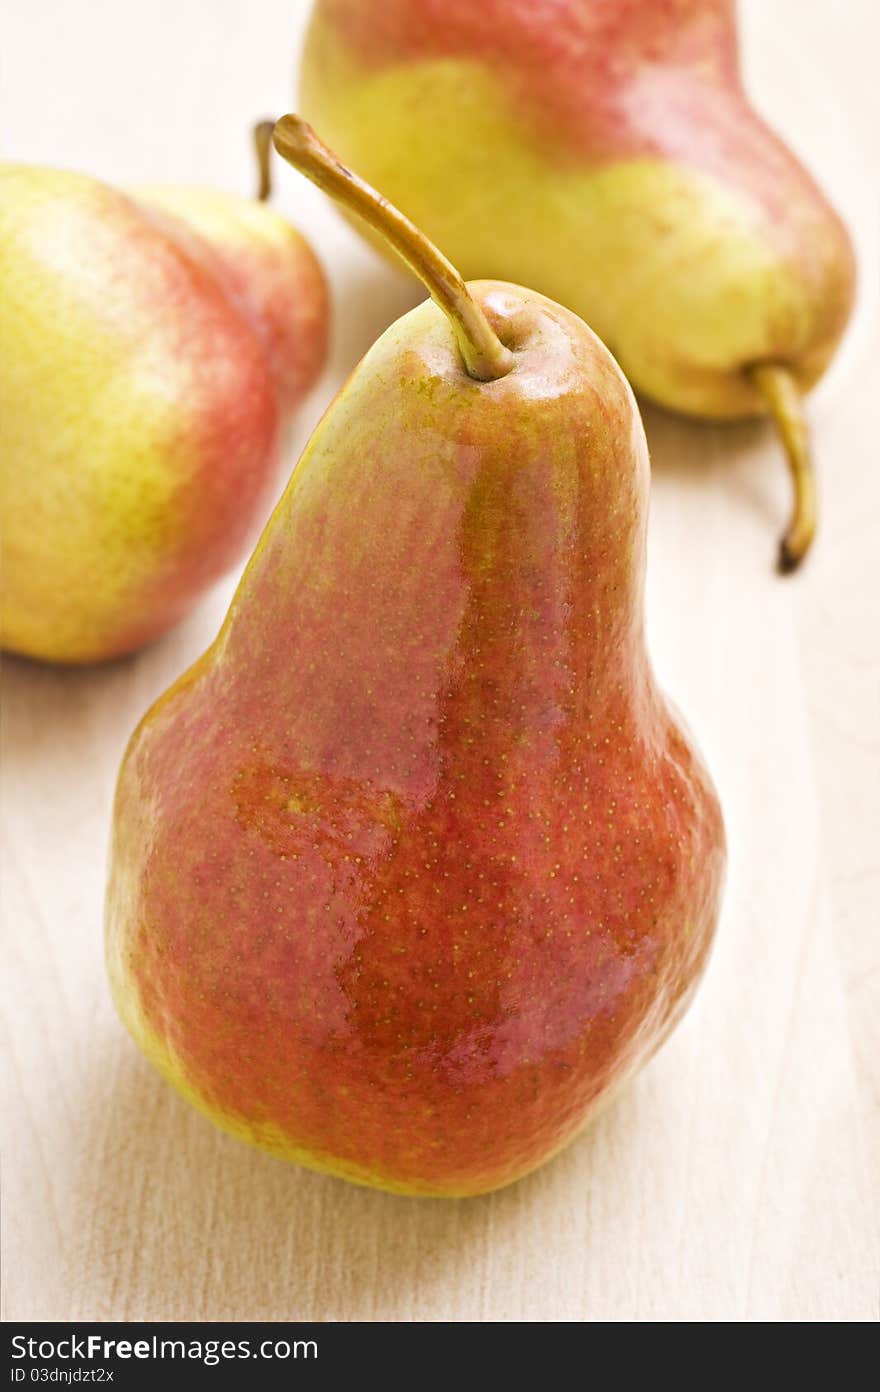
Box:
3 0 878 1322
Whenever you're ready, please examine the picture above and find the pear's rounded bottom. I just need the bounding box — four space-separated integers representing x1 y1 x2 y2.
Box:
112 983 613 1199
157 1072 599 1199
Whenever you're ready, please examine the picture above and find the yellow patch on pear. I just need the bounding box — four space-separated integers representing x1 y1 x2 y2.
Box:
1 168 214 661
135 184 304 260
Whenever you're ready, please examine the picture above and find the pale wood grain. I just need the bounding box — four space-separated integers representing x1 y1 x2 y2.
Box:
2 0 878 1322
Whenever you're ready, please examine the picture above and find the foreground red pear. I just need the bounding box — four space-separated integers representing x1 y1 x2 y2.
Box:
0 128 327 663
300 0 856 570
106 119 726 1196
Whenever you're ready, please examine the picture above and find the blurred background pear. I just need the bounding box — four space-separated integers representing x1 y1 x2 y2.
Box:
300 0 856 568
0 141 328 663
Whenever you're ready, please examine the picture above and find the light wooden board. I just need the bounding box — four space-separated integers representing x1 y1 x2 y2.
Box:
2 0 878 1322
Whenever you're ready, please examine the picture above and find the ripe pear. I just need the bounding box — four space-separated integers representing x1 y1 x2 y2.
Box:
106 119 725 1197
0 132 328 664
300 0 857 569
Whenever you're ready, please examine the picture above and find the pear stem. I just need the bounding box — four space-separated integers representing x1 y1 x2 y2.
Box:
272 114 515 383
747 363 817 573
253 119 275 202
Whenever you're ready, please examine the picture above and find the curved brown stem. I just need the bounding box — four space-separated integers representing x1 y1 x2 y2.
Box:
253 119 275 202
747 363 817 573
272 114 514 383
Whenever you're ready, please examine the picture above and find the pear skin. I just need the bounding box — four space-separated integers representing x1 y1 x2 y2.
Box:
106 123 725 1196
0 162 327 664
300 0 856 566
136 185 328 412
